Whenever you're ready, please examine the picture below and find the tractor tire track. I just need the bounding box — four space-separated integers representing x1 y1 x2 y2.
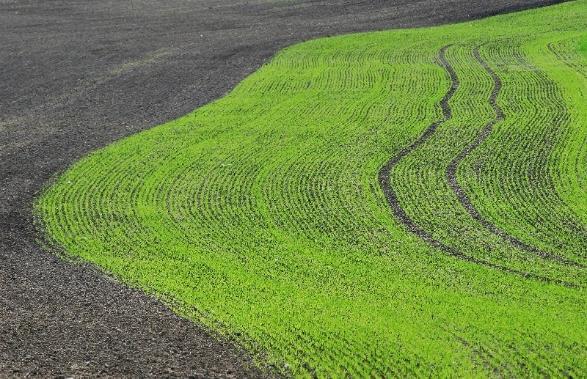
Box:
378 45 577 287
445 46 585 269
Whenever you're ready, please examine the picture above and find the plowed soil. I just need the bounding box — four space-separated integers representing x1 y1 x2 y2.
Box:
0 0 564 377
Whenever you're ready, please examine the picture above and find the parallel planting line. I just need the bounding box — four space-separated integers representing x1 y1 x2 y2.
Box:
547 41 587 78
378 45 576 287
446 46 584 268
37 3 587 374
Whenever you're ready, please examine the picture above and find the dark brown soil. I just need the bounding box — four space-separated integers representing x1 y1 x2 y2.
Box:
0 0 566 377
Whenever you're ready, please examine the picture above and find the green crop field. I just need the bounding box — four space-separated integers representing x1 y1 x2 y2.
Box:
38 1 587 376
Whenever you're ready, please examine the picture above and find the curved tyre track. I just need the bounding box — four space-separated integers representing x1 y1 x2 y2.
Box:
446 46 585 268
378 45 576 287
0 0 569 376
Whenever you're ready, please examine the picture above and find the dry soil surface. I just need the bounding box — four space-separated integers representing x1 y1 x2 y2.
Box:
0 0 564 377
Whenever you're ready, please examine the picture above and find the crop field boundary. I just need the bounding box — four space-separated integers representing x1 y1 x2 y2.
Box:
33 1 587 376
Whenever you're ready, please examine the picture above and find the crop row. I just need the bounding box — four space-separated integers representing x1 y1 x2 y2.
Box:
38 2 587 376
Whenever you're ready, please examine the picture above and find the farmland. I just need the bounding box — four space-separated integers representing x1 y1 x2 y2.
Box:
37 1 586 376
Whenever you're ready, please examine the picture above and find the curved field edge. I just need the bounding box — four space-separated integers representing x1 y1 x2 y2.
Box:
37 2 587 377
